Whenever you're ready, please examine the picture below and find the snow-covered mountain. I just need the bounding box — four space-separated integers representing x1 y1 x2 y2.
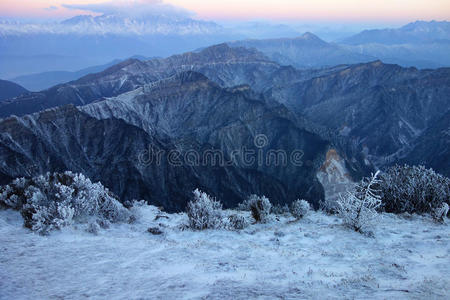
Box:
0 13 224 36
0 14 236 78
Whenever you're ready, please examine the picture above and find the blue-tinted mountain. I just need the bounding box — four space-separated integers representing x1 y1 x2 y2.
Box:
229 32 375 68
339 21 450 68
9 59 124 91
0 80 28 102
341 21 450 45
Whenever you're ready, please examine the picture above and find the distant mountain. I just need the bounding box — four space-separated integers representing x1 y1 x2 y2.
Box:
0 14 223 36
0 80 27 101
339 21 450 68
0 14 238 79
341 21 450 45
10 59 122 91
229 32 375 68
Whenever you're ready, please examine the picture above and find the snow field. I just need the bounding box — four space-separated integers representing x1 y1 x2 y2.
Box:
0 205 448 299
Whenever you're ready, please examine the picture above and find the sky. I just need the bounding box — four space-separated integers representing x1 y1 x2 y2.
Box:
0 0 449 22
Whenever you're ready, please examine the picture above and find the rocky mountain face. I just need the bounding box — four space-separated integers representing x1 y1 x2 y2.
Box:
266 61 450 175
0 72 330 210
401 111 450 177
0 44 278 119
0 80 28 102
228 32 375 68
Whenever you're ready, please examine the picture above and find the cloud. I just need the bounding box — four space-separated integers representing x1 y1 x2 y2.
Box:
62 0 194 19
44 6 59 11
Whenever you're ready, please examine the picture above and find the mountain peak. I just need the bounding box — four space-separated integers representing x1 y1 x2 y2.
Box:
300 32 321 40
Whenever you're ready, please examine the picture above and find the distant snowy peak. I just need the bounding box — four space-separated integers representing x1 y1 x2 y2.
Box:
341 20 450 45
0 13 223 36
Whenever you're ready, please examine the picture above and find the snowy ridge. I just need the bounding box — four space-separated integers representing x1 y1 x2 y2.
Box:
0 14 223 36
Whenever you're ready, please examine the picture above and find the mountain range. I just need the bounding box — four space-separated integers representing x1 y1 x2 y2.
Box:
0 43 448 210
339 21 450 68
1 19 449 79
228 32 375 68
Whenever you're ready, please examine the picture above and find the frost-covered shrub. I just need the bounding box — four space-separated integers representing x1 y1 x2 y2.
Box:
271 204 290 215
186 189 223 230
379 165 450 215
86 222 100 235
240 194 272 223
290 199 311 219
227 214 248 230
0 172 131 233
337 171 382 233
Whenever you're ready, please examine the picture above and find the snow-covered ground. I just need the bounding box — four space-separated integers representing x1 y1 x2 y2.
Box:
0 206 449 299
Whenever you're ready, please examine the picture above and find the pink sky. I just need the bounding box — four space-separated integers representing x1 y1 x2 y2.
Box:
0 0 449 21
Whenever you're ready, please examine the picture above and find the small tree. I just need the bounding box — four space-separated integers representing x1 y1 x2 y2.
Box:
186 189 223 230
337 171 382 233
290 199 311 219
432 203 449 223
244 194 272 223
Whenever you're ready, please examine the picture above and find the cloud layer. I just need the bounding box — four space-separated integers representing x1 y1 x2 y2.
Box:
62 0 194 19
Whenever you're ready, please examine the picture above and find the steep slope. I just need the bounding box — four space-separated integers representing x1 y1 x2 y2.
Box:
0 80 28 102
229 32 374 68
267 61 450 173
401 111 450 177
0 72 330 210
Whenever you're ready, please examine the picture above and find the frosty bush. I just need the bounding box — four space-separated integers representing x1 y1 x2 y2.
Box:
337 171 382 233
379 165 450 215
239 194 272 223
186 189 223 230
227 214 248 230
271 204 290 215
290 199 311 219
0 172 131 233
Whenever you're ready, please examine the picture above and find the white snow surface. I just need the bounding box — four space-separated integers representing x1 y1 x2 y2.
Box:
0 206 449 299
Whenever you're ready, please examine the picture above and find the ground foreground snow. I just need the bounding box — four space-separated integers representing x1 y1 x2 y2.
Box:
0 206 449 299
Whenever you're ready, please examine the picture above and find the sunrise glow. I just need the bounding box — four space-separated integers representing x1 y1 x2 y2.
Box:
1 0 449 21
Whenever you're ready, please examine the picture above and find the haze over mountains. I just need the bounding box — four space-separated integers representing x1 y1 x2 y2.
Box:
1 17 449 80
0 13 235 78
340 21 450 68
